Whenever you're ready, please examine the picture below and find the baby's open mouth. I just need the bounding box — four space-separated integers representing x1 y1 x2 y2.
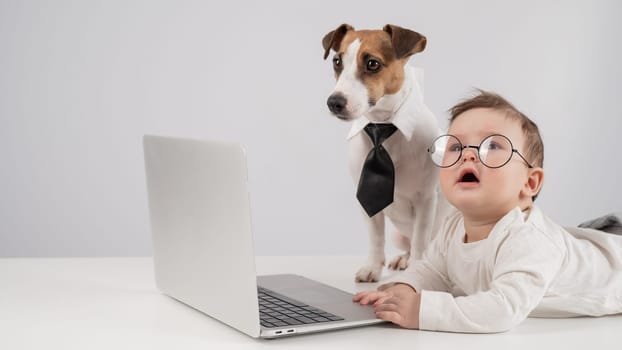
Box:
459 172 479 183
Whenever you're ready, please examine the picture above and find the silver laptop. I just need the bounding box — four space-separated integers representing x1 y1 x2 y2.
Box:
143 135 384 339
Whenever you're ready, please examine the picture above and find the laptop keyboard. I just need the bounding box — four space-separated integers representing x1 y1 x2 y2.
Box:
258 287 344 328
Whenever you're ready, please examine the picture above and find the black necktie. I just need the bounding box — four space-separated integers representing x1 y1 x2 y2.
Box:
356 123 398 217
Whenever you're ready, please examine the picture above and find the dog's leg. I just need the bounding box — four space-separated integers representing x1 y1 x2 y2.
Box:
409 192 438 263
387 229 410 270
387 246 410 270
355 213 385 282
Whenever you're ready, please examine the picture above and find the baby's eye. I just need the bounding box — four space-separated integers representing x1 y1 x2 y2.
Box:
486 141 503 150
448 143 462 152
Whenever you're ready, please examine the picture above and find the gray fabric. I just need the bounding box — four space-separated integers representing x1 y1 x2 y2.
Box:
578 212 622 235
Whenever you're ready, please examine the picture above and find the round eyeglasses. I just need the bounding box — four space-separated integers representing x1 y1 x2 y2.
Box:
427 134 534 169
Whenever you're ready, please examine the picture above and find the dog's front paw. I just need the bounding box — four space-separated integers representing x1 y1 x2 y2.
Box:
355 263 384 283
388 253 410 270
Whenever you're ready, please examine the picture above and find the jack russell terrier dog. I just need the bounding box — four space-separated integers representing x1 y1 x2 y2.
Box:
322 24 449 282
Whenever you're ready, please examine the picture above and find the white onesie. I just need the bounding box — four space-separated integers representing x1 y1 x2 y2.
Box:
382 205 622 333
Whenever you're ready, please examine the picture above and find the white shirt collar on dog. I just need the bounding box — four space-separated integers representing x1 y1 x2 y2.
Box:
347 67 426 142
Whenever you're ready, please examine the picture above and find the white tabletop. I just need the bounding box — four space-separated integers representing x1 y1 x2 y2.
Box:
1 256 621 349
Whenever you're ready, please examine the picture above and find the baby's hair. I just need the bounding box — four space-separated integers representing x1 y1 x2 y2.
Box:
449 90 544 200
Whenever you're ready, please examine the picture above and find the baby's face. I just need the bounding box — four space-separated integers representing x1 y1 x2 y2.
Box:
440 108 532 218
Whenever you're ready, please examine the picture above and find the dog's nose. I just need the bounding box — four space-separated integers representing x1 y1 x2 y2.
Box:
327 94 347 114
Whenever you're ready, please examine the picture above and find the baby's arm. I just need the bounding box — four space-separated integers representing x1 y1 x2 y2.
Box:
355 225 563 333
418 228 563 333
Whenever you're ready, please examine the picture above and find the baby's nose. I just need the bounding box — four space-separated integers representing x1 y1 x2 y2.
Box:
462 147 478 163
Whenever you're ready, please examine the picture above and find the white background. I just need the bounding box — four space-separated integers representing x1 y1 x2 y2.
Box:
1 0 620 257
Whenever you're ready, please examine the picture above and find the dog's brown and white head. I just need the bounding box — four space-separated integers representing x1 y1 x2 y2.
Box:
322 24 427 121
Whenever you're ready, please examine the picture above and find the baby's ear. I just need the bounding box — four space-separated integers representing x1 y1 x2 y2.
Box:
523 167 544 200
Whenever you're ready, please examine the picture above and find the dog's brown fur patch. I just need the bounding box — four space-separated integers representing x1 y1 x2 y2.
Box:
338 30 409 104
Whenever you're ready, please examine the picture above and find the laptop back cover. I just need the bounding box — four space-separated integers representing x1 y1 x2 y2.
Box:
143 135 260 338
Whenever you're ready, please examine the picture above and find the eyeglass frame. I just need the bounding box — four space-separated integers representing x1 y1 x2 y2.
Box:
427 133 534 169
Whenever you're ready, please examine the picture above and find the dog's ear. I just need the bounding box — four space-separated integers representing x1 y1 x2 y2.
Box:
322 24 354 60
383 24 427 59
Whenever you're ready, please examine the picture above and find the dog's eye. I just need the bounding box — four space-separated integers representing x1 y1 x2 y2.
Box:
333 56 342 70
366 59 381 72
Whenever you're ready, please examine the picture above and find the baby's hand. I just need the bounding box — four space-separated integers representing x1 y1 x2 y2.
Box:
353 283 421 329
353 290 391 305
374 284 421 329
